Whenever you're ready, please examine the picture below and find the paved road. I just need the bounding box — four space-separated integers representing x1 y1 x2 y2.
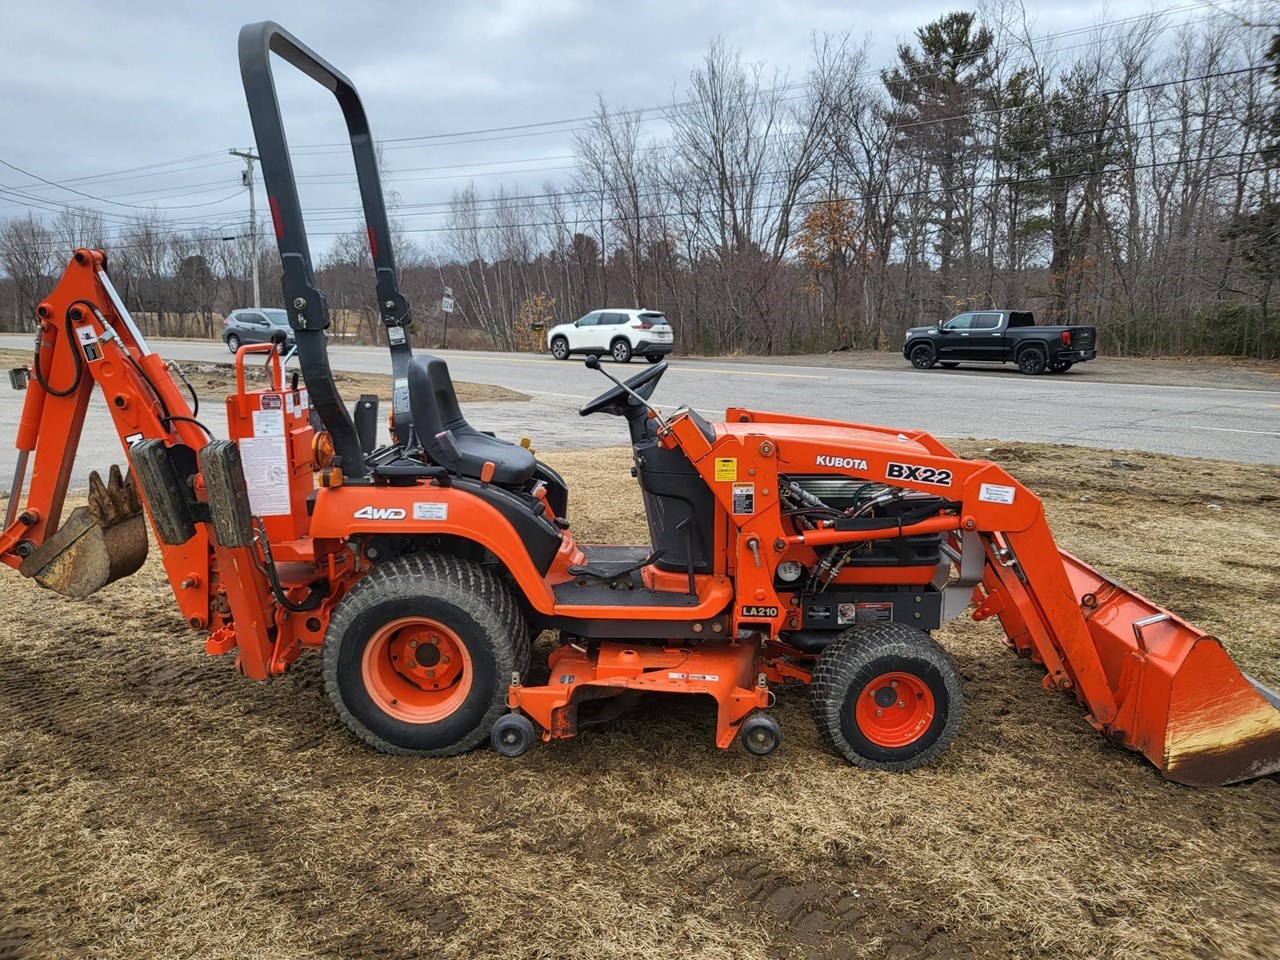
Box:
0 336 1276 494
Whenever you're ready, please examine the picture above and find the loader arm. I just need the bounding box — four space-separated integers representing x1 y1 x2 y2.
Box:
720 406 1280 786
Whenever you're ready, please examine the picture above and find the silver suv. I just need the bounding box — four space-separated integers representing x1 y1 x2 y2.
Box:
222 308 294 353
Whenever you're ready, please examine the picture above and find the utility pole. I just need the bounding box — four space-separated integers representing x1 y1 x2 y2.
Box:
229 148 260 309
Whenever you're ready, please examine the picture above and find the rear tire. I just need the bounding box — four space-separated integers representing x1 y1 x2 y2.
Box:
611 339 633 363
1048 359 1074 373
810 622 963 771
323 554 529 756
226 333 241 353
1017 348 1047 375
550 337 569 361
908 343 937 369
646 354 664 364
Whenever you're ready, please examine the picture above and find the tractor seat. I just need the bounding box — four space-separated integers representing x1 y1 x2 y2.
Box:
407 355 536 486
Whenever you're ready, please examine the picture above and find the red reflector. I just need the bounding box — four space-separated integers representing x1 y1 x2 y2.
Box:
1061 331 1071 346
367 226 378 260
268 195 284 239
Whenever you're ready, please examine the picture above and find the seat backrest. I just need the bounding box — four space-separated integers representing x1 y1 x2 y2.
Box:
407 355 467 467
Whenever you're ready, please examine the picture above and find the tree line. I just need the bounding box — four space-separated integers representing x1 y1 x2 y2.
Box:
2 6 1277 359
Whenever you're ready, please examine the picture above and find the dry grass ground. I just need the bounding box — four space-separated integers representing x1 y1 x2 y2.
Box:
0 441 1277 960
0 348 528 405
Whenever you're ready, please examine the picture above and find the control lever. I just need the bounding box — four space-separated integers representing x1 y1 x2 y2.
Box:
584 355 668 429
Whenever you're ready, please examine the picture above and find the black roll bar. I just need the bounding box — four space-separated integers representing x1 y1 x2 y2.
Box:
237 22 416 478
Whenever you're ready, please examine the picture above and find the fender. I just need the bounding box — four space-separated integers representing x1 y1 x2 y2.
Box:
308 482 560 612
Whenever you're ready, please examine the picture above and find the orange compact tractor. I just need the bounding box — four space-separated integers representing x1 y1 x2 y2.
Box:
3 23 1278 786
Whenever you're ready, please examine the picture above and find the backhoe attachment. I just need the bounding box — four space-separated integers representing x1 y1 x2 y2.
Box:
18 464 147 598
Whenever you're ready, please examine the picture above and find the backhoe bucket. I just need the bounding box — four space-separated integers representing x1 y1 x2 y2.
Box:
19 465 148 598
985 546 1280 787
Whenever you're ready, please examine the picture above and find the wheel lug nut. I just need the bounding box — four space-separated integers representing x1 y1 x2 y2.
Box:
890 680 898 688
409 639 418 648
898 701 905 708
441 656 450 664
875 708 883 717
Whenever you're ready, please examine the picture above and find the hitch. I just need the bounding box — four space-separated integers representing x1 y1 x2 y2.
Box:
19 464 147 598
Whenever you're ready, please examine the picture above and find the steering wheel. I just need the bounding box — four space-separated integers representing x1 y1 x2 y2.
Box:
579 357 668 418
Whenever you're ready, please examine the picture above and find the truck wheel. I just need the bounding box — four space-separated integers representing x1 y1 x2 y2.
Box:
809 622 963 771
550 336 569 361
611 338 633 363
1048 360 1074 373
1017 348 1047 375
323 554 529 756
908 343 937 369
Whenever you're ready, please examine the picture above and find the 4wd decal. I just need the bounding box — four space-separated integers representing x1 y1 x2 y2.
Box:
816 455 868 471
740 605 779 619
886 462 953 487
354 506 407 521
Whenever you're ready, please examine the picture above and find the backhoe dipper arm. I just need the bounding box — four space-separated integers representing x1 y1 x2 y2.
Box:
238 21 414 467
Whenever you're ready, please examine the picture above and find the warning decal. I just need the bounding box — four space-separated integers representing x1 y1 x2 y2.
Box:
714 458 737 482
731 482 755 515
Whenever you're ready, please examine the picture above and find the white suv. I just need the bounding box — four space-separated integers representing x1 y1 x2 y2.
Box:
546 309 674 364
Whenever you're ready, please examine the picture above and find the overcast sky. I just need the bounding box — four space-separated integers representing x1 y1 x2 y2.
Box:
0 0 1214 258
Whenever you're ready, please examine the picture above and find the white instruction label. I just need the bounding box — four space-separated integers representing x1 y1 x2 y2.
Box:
979 483 1016 505
252 408 285 438
388 326 406 345
238 436 291 515
413 502 448 521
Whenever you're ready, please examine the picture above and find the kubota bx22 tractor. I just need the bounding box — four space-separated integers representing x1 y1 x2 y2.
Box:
2 23 1278 786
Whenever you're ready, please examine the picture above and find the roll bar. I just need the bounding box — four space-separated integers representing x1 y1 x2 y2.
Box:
237 21 416 478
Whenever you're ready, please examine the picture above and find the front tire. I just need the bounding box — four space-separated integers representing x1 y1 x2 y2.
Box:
226 333 241 353
810 622 963 771
323 554 529 756
611 338 633 363
1017 348 1047 375
908 343 937 369
550 337 569 361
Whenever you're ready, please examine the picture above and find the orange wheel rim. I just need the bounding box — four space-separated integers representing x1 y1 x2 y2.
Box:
854 671 936 748
360 617 473 724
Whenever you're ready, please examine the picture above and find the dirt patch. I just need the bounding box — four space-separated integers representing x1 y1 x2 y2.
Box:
1 442 1277 960
0 348 527 405
709 350 1280 392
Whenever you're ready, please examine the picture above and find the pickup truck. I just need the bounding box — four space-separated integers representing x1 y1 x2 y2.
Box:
902 310 1097 375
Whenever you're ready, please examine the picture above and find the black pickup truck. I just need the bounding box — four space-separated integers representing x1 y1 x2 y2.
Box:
902 310 1097 375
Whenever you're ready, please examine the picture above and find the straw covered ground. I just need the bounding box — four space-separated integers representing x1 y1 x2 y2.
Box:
0 441 1277 960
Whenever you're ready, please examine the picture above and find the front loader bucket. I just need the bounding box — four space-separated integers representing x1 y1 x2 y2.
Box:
19 465 148 598
1049 552 1279 787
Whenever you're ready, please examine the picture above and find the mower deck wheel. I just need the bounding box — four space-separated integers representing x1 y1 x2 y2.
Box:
741 713 781 756
491 713 537 757
809 622 963 771
323 553 529 756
